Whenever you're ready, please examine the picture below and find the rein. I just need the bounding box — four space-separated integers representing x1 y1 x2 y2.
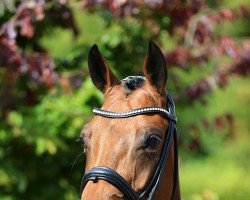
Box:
80 94 179 200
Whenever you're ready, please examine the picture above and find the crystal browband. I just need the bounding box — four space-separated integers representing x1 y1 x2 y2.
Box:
93 107 177 122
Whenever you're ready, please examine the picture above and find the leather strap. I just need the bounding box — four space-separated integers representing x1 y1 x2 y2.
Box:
93 107 176 122
81 167 138 200
140 120 175 200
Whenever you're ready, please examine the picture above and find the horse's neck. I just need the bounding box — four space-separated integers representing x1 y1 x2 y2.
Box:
155 139 181 200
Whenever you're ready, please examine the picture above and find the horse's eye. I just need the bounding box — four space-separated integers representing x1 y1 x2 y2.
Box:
76 136 85 147
145 135 161 149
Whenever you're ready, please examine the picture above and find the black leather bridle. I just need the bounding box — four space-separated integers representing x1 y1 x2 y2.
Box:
80 94 179 200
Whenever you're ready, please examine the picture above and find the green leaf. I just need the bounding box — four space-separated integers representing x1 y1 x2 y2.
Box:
7 111 23 127
36 138 46 155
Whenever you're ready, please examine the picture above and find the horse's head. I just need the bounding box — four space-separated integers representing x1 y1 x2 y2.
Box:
80 42 176 200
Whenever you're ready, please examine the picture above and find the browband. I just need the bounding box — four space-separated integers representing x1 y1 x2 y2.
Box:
93 107 177 122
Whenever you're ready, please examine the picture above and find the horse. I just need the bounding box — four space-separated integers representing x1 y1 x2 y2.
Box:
79 41 181 200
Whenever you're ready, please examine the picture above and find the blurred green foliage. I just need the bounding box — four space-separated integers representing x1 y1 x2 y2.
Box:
0 0 249 200
180 77 250 200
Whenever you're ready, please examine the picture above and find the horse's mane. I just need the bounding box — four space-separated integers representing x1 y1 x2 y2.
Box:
123 76 145 91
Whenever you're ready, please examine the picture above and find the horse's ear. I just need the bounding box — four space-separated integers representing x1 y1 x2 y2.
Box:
143 41 167 95
88 44 120 93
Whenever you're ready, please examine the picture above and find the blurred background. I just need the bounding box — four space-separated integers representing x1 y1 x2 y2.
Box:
0 0 249 199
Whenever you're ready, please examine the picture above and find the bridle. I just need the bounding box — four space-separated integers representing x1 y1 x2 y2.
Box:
80 94 179 200
80 94 178 199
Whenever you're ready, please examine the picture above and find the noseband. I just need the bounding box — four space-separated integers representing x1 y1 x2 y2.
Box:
80 94 179 200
